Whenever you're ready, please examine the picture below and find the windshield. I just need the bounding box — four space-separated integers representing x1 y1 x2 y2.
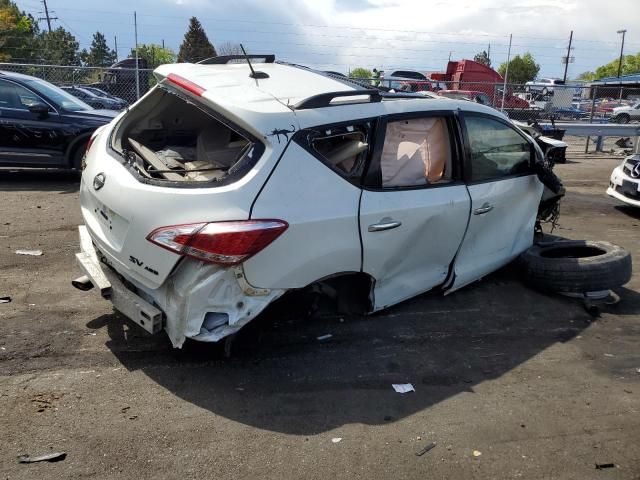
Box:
84 87 110 98
25 79 92 111
76 87 100 98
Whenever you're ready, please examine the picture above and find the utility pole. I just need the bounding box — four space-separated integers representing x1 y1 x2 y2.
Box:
501 34 512 113
39 0 57 33
114 36 118 61
162 39 165 49
487 43 491 65
562 30 573 83
617 29 627 77
134 11 140 99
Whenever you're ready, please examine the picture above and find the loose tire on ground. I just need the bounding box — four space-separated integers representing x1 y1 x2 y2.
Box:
520 240 632 293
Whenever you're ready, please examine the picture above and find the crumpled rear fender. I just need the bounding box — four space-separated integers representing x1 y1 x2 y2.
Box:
135 258 286 347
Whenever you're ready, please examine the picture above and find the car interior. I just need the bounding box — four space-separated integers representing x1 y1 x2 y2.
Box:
113 88 252 182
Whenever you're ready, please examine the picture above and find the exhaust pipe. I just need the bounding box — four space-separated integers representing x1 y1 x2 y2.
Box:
72 275 94 291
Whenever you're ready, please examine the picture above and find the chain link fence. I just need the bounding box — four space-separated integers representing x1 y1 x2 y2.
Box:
2 63 640 124
0 63 154 107
363 77 640 124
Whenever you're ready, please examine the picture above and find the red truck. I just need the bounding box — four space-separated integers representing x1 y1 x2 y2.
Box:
430 60 529 109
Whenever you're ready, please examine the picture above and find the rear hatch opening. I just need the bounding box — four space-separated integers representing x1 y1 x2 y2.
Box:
111 86 263 184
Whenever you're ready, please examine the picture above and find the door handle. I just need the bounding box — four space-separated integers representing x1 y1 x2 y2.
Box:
473 203 494 215
368 220 402 232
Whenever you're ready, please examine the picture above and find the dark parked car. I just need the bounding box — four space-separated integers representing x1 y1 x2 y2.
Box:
80 86 129 106
0 71 117 169
61 85 127 110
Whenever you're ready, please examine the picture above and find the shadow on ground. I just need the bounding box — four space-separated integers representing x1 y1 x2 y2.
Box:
83 265 634 435
615 205 640 220
0 169 80 193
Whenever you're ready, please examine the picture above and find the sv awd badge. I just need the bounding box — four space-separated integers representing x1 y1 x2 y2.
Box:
93 172 106 190
129 255 159 275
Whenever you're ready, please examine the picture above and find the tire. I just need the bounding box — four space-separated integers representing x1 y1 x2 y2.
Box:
72 142 88 170
616 113 631 124
521 240 632 293
541 87 548 96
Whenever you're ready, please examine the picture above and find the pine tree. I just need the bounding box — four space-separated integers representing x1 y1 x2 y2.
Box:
177 17 216 63
81 31 117 67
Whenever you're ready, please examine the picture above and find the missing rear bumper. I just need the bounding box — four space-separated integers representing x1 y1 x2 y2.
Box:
74 225 163 335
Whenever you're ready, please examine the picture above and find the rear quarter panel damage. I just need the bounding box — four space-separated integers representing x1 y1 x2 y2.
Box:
135 258 285 347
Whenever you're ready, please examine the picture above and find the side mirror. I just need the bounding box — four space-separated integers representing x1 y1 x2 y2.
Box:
28 103 50 117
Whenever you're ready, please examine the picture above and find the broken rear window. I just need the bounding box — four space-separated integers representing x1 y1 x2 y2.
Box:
111 86 263 185
295 121 373 184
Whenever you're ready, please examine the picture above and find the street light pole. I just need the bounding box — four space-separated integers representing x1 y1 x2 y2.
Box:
617 29 627 78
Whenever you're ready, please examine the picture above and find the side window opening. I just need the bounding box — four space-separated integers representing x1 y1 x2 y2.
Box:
380 117 452 188
465 116 532 182
301 122 372 182
112 87 257 183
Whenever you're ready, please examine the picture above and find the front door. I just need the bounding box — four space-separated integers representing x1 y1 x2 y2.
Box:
359 114 470 309
450 113 543 291
0 79 67 166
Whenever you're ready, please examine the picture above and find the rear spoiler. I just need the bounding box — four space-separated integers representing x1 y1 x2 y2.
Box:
198 55 275 65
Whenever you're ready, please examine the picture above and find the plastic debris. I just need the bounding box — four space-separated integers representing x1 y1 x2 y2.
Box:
0 296 11 304
331 437 342 443
18 452 66 463
392 383 415 394
15 249 43 256
415 442 437 457
473 450 482 457
317 334 333 341
604 354 615 357
595 463 615 470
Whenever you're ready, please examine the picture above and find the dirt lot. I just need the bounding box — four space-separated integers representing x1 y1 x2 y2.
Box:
1 147 639 479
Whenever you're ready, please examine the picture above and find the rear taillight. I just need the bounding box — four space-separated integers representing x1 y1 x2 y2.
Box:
146 220 288 266
85 135 97 154
167 73 206 96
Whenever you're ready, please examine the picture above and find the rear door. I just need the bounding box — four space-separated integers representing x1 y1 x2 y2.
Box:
450 112 543 290
359 113 471 310
0 79 66 166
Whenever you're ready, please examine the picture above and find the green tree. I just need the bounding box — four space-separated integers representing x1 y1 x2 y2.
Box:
130 43 176 68
36 27 80 65
80 31 116 67
498 53 540 84
578 52 640 80
177 17 216 63
349 67 372 80
0 0 39 62
474 50 491 67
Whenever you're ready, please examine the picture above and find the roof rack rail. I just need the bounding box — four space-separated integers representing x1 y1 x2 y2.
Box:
293 89 381 110
198 54 275 65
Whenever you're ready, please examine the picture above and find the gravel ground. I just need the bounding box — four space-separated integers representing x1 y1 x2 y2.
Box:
1 150 639 479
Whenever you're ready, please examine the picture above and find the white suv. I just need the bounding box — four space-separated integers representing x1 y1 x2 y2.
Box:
74 56 558 348
525 78 565 95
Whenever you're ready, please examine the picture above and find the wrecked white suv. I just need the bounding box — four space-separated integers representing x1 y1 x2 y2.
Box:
74 55 560 348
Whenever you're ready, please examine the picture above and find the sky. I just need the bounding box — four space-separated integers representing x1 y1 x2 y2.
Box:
16 0 640 79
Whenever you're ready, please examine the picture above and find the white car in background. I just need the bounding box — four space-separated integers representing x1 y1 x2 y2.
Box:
611 101 640 123
73 56 561 348
525 78 565 95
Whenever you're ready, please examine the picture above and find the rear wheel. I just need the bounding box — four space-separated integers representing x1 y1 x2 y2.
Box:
521 240 632 293
616 113 631 124
72 142 88 170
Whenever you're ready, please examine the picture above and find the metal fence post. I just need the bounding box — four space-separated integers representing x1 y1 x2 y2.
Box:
585 86 598 154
